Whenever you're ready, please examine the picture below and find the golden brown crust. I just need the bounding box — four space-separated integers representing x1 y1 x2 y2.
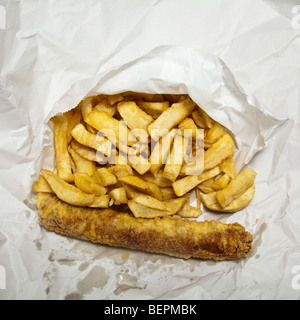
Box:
37 193 252 261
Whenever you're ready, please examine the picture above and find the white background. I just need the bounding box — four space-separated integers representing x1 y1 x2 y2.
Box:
0 0 300 299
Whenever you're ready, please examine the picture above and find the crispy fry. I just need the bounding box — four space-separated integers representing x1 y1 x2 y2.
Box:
42 169 95 206
133 195 169 211
72 124 112 157
119 176 163 200
95 168 118 187
163 134 186 182
110 187 128 205
177 203 202 218
32 175 53 193
201 185 256 213
137 100 169 119
128 196 188 218
172 166 221 197
68 148 96 176
85 109 135 147
89 194 110 208
149 129 177 174
204 133 235 170
117 101 153 132
51 115 74 183
148 98 195 141
216 168 257 208
74 172 107 196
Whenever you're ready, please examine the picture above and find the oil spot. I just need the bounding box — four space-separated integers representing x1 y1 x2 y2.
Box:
64 265 108 300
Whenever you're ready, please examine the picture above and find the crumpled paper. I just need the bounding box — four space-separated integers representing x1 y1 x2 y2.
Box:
1 0 300 300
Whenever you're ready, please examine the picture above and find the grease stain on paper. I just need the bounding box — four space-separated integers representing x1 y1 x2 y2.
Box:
65 265 108 300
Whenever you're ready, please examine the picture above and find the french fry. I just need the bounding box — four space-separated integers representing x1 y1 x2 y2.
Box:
74 172 107 195
172 166 221 197
117 101 153 132
68 148 96 176
85 109 135 147
71 124 112 157
160 187 177 200
119 176 163 200
204 122 227 145
137 101 169 119
133 195 169 211
177 203 202 218
204 133 235 170
178 118 198 139
163 134 187 182
110 187 128 205
148 98 195 141
128 196 188 218
64 106 82 143
220 156 237 179
42 169 95 206
70 140 97 162
95 168 118 187
142 170 173 187
32 175 53 193
108 164 133 179
89 194 110 208
51 115 74 183
216 168 257 208
149 129 177 174
94 98 117 117
211 174 230 190
201 185 256 213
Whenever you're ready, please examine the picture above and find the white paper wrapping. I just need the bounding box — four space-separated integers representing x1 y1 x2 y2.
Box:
1 0 300 300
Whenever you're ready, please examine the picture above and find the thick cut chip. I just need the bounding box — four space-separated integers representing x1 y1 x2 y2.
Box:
172 166 221 197
148 98 195 141
142 171 173 187
119 176 163 200
201 185 256 213
89 194 110 208
216 168 257 208
42 169 95 206
94 98 117 117
177 203 202 218
117 101 153 132
51 115 73 183
64 106 82 144
220 156 237 179
128 196 188 218
204 133 235 170
70 140 97 162
149 129 177 174
204 122 227 146
108 164 133 179
72 124 112 156
136 101 169 119
211 174 230 190
178 118 198 139
110 187 128 205
74 172 107 196
133 195 169 211
85 109 135 147
32 175 53 193
163 135 187 182
69 148 96 176
95 168 118 187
